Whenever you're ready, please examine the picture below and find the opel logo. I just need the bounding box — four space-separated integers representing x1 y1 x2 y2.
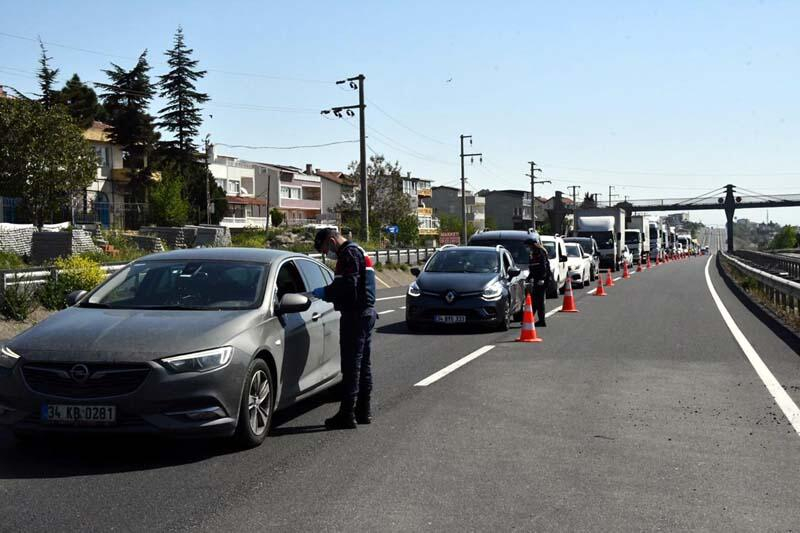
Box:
445 290 456 304
70 364 90 384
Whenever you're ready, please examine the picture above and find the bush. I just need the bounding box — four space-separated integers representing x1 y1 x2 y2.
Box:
270 208 285 227
1 275 37 321
0 251 25 270
38 273 67 311
150 174 190 226
39 256 105 310
232 229 268 248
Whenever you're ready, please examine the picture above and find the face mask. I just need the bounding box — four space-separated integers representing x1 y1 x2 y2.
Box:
325 240 338 260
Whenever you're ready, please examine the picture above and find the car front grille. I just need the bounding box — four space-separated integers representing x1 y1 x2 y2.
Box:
22 363 151 399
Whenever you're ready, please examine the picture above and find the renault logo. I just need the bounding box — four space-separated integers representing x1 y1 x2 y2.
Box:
445 291 456 304
70 364 90 384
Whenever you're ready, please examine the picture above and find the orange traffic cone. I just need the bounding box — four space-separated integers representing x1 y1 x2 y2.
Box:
516 294 543 342
594 276 607 296
605 269 615 287
560 280 579 313
636 259 643 273
647 255 652 269
623 261 631 279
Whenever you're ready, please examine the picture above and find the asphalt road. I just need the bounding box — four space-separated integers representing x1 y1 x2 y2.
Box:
1 230 799 532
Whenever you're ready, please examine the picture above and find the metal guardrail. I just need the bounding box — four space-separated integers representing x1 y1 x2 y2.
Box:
733 250 800 281
720 251 800 318
0 248 440 293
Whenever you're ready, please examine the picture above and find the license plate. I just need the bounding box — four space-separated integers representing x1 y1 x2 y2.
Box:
41 404 116 425
434 315 466 324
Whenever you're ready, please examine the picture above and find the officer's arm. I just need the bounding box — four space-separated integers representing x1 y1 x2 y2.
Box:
323 248 360 303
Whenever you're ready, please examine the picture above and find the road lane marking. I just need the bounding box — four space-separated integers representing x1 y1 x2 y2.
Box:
375 275 391 288
587 288 597 294
545 306 562 318
400 306 406 309
378 309 395 316
613 277 621 281
414 345 495 387
704 255 800 436
376 295 406 302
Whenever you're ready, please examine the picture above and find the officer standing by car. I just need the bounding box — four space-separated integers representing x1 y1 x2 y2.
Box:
312 228 377 430
526 237 551 327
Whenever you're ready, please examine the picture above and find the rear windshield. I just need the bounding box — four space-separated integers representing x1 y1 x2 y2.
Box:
566 245 582 258
469 239 529 265
425 249 499 274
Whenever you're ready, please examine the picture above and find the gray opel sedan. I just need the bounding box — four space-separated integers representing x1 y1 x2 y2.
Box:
0 248 340 447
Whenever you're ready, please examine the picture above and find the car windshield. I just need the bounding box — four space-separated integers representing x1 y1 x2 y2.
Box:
542 241 556 259
84 260 268 310
565 244 582 258
579 231 614 248
425 249 499 273
649 227 658 239
625 233 640 244
470 239 530 265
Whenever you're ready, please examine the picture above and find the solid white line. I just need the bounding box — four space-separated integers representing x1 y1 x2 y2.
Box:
400 306 406 310
376 295 406 302
374 275 391 288
704 255 800 436
378 309 395 316
613 276 621 281
414 345 495 387
545 306 562 318
587 288 597 294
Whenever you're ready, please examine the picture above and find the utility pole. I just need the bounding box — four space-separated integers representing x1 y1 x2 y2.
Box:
459 135 482 244
526 161 550 230
204 135 211 224
567 185 581 208
608 185 617 207
323 74 368 241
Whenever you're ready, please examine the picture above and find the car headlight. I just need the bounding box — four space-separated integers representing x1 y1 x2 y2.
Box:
407 281 421 297
160 346 233 373
481 280 503 301
0 346 20 369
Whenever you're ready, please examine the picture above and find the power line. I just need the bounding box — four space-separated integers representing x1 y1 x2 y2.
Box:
365 97 448 146
215 140 360 150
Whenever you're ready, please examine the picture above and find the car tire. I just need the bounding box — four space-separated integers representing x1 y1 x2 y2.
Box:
235 358 274 449
496 297 511 331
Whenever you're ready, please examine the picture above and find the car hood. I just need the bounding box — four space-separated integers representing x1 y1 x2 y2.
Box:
565 258 585 270
7 307 261 363
417 272 498 294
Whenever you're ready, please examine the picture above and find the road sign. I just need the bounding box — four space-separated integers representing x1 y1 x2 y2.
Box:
440 232 460 245
385 225 399 235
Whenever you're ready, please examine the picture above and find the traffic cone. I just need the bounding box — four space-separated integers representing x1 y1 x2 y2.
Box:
594 276 607 296
560 280 579 313
516 294 543 343
647 255 652 269
623 261 631 279
605 269 615 287
636 259 643 273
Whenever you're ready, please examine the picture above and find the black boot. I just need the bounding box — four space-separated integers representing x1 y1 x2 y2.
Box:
325 399 356 430
355 394 372 425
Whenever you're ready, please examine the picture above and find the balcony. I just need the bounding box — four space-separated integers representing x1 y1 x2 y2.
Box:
417 187 432 197
111 169 161 184
419 227 439 236
417 207 433 217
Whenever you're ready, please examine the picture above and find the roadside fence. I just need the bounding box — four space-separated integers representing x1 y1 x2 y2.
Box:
720 251 800 319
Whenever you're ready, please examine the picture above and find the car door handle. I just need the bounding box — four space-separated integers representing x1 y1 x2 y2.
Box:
311 312 322 321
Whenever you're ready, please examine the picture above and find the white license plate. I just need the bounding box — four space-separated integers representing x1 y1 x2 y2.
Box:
434 315 466 324
41 404 116 425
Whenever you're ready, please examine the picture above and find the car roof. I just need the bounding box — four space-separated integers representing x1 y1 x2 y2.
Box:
137 247 303 264
437 246 503 253
469 230 539 242
539 235 561 242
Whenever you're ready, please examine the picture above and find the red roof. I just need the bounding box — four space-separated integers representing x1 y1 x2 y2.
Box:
316 170 355 186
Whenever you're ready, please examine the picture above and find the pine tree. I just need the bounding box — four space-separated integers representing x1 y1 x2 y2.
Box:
158 27 209 162
56 74 107 128
96 51 158 173
36 38 59 108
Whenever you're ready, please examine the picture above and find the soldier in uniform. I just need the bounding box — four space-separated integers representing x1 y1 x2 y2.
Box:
313 228 377 430
526 237 551 327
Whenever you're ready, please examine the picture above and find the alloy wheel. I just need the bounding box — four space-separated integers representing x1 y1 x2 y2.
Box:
248 370 271 436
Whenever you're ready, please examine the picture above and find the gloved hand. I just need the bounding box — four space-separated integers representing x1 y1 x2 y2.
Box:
311 287 326 299
536 280 545 286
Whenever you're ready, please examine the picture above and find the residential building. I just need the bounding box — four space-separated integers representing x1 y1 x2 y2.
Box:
480 190 545 230
429 185 486 231
402 174 439 238
209 153 266 229
317 170 356 222
249 162 323 227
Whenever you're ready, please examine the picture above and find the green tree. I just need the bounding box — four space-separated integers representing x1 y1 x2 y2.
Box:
270 208 285 227
96 51 159 198
0 99 96 227
768 225 798 250
397 214 420 246
56 74 107 128
36 38 59 108
149 173 190 226
157 27 209 163
438 213 475 238
344 154 415 229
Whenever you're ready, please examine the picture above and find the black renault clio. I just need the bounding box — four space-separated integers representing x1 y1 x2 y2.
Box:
405 246 525 331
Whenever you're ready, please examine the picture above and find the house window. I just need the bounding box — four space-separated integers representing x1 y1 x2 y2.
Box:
228 181 240 194
281 186 301 199
215 179 225 190
302 187 320 201
94 146 109 168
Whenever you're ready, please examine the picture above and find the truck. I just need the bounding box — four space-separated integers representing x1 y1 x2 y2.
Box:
676 233 692 254
627 216 650 265
648 219 663 260
574 208 626 271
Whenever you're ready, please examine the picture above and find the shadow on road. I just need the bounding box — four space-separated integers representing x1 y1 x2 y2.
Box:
376 321 512 336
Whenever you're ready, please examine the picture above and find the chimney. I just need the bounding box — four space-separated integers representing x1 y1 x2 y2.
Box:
305 164 313 175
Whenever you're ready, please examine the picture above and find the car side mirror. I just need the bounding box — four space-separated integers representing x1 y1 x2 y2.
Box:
507 267 521 278
410 267 421 277
583 253 591 259
276 293 311 314
559 255 568 263
66 290 87 307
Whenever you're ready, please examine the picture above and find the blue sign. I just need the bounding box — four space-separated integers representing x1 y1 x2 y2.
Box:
385 225 399 235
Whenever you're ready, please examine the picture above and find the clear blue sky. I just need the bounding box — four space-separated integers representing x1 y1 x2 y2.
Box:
2 0 799 226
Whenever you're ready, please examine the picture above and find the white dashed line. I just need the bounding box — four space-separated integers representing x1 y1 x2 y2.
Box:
376 295 406 302
378 309 395 316
587 288 597 294
704 255 800 436
544 306 562 318
400 306 406 310
414 345 495 387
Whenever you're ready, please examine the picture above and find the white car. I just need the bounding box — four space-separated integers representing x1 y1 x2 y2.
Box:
564 242 592 288
539 235 569 298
